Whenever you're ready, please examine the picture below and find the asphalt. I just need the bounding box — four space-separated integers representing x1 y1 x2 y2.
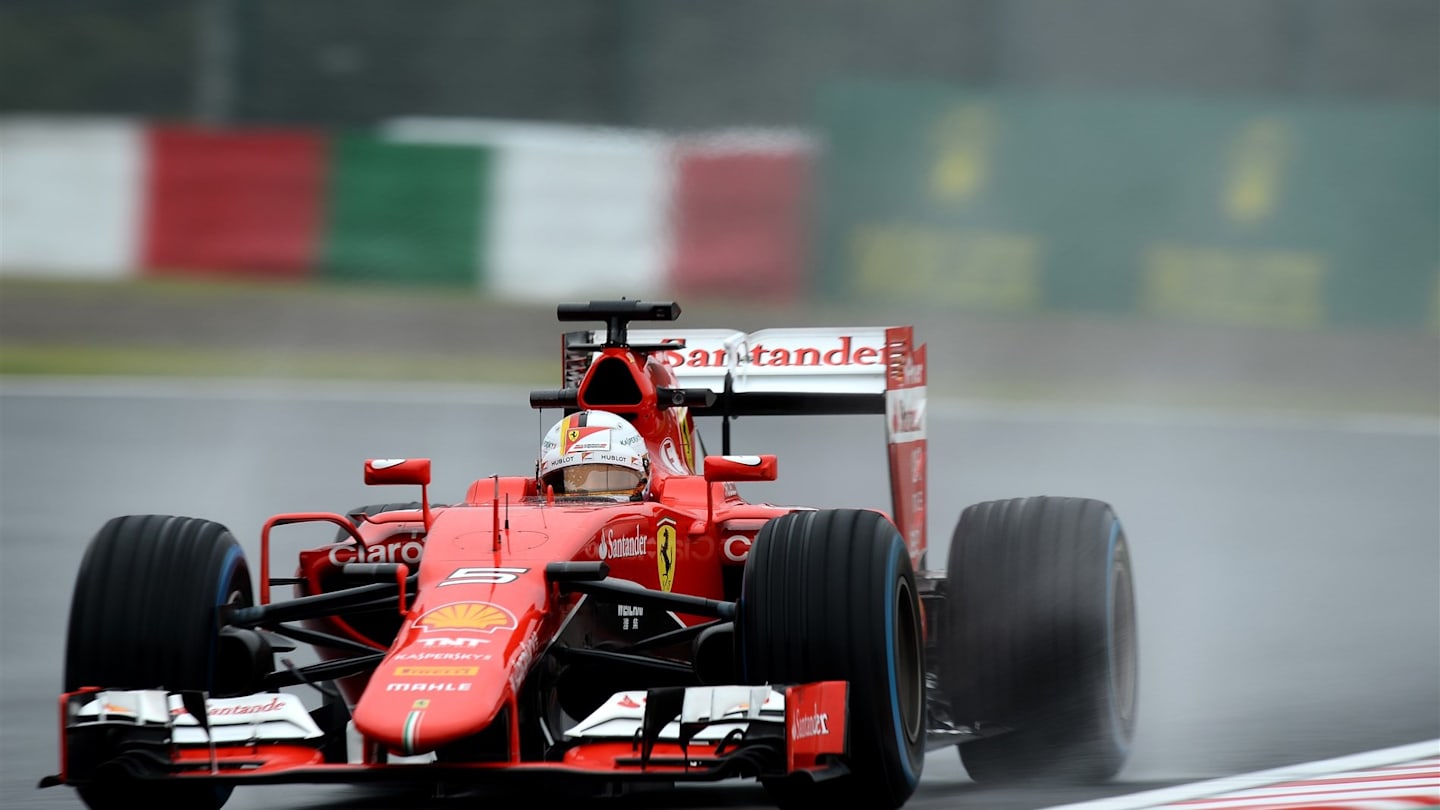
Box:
1 278 1436 416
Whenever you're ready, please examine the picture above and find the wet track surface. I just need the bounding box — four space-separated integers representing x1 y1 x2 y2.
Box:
2 379 1437 809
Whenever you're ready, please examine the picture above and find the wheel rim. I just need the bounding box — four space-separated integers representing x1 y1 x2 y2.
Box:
1109 541 1138 734
894 577 924 743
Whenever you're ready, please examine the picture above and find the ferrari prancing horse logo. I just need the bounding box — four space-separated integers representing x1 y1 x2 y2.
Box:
657 519 677 592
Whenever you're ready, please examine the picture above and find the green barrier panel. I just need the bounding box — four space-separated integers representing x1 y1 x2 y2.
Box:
321 134 490 286
816 81 1439 329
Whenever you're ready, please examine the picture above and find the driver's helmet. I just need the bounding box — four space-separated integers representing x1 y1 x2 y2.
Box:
538 410 649 498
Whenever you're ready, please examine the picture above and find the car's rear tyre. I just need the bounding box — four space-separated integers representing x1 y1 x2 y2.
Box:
65 514 254 810
942 497 1138 784
739 509 925 810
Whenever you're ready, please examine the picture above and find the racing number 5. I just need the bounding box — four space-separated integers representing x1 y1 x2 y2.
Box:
438 567 529 586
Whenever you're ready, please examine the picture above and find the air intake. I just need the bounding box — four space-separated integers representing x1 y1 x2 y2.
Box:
580 356 643 407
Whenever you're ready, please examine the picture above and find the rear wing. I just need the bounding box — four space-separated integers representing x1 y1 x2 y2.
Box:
561 324 929 569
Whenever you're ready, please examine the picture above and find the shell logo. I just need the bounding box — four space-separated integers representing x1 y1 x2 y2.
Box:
416 602 515 633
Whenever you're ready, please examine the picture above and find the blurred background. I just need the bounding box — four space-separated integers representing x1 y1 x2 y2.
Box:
1 6 1438 808
1 0 1436 335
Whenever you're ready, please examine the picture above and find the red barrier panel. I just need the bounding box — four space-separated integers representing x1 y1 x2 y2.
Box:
142 126 326 278
667 139 811 302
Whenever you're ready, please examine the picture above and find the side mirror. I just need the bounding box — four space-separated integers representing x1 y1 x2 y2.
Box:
702 454 777 483
364 458 432 486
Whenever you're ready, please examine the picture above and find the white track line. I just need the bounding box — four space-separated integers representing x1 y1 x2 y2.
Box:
1041 739 1440 809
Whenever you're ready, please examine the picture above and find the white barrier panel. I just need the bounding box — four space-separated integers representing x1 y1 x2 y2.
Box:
382 118 672 301
0 117 144 278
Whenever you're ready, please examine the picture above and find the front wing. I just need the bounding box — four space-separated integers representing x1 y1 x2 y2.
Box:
41 681 850 790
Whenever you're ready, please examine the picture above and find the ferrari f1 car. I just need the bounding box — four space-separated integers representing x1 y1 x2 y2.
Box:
42 300 1138 810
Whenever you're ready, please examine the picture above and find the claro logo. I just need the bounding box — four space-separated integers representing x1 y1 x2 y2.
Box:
723 535 753 562
660 336 881 369
328 540 424 566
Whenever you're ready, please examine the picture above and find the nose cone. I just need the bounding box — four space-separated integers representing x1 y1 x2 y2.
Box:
349 543 554 756
351 640 510 756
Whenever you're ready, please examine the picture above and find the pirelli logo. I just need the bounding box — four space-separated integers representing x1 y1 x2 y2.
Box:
394 666 480 677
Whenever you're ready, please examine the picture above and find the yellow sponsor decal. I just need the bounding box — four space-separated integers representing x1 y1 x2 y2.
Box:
677 410 695 470
852 224 1041 310
1224 117 1293 225
416 602 516 633
1143 243 1324 327
395 666 480 677
929 104 997 204
657 521 677 592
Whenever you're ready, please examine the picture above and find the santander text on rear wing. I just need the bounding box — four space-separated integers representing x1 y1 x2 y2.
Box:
562 325 929 569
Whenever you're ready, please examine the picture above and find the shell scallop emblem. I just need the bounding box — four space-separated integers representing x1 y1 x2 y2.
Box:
415 602 516 633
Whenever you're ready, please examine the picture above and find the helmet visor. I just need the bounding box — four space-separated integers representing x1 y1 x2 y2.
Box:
556 463 644 495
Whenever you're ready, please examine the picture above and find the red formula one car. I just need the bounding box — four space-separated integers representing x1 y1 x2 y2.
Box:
42 300 1138 810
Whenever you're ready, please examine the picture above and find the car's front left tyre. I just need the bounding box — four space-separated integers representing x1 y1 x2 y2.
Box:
738 508 926 810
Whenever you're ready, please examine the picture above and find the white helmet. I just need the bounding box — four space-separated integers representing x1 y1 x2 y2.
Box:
538 410 649 498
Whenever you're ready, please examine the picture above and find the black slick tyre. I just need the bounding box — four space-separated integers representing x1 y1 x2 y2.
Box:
942 497 1138 784
64 514 255 810
738 508 925 810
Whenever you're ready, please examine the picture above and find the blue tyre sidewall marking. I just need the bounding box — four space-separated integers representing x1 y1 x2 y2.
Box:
207 543 244 686
885 538 920 788
207 541 244 804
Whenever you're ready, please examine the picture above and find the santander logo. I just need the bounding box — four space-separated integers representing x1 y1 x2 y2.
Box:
598 526 648 560
660 336 881 369
172 696 286 718
791 706 831 740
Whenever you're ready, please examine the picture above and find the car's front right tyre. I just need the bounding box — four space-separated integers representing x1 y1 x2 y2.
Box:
65 514 253 810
